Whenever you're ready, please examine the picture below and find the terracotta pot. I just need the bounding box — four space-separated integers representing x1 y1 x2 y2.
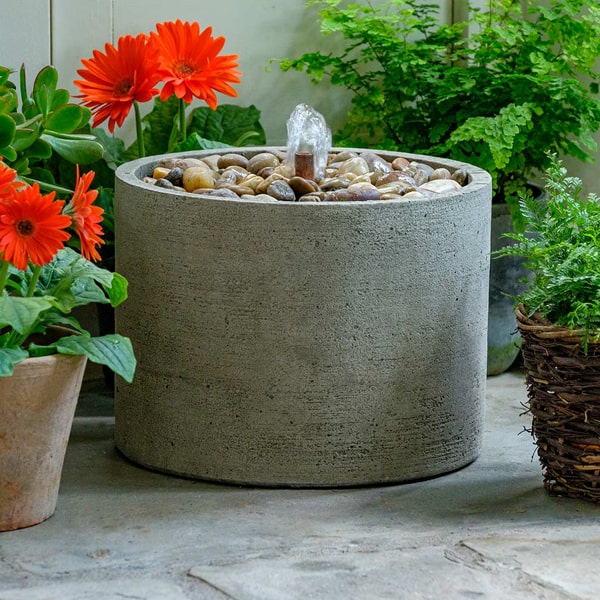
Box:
0 353 87 531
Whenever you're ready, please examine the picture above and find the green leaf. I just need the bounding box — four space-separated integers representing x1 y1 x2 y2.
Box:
27 344 59 358
0 146 17 162
41 132 104 164
0 294 54 335
187 104 266 147
0 346 29 376
0 66 12 86
41 247 127 307
0 87 18 114
24 137 53 160
44 104 88 134
11 126 39 151
137 94 180 158
0 113 16 147
32 65 58 118
91 127 126 168
104 272 128 306
174 133 230 152
50 88 70 112
55 334 136 382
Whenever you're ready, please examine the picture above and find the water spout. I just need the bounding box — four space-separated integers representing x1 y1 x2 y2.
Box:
285 104 331 181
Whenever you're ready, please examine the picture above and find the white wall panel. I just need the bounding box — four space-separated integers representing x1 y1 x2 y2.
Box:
52 0 113 95
0 0 51 88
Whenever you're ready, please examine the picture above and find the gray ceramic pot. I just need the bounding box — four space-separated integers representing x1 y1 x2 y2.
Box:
487 204 527 375
114 147 492 487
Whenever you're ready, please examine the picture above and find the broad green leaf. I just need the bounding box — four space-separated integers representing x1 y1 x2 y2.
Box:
139 95 179 157
0 145 16 162
104 272 128 306
27 345 57 358
43 248 125 306
188 104 266 147
91 127 126 168
41 132 104 164
174 133 230 152
27 165 57 185
0 87 18 114
44 104 87 134
24 137 52 160
0 346 29 376
55 334 136 382
69 278 103 303
0 113 16 147
0 66 12 86
32 65 58 118
50 88 70 112
11 126 39 151
0 294 54 335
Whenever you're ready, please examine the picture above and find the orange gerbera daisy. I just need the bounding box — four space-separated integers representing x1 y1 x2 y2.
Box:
64 168 104 262
75 33 161 132
149 20 242 108
0 159 25 199
0 184 71 270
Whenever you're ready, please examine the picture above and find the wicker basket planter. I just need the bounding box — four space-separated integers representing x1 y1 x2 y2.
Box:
516 304 600 502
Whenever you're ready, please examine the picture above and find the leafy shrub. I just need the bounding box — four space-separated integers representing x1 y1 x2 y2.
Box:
496 154 600 340
279 0 600 229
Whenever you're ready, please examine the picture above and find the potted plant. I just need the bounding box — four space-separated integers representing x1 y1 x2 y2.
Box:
277 0 600 374
0 157 136 531
496 154 600 503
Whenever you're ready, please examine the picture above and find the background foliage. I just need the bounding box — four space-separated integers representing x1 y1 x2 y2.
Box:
280 0 600 229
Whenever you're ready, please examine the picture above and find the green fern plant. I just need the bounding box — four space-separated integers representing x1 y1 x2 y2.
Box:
278 0 600 231
495 154 600 341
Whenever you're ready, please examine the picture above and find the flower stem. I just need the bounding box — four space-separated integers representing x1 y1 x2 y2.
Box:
133 100 145 158
26 265 42 297
179 98 187 143
0 260 8 293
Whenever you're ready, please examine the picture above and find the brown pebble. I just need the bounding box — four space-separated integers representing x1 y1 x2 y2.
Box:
391 157 410 171
193 188 240 199
218 153 249 169
430 168 451 181
288 176 319 197
247 152 280 174
451 169 468 186
153 167 171 179
267 180 296 202
155 178 174 190
183 167 215 192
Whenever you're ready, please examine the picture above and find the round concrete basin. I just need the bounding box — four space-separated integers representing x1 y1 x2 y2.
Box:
114 147 491 487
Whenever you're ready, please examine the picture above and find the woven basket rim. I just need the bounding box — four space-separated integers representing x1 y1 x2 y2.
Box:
515 303 598 343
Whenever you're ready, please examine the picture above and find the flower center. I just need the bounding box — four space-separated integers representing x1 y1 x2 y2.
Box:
114 78 133 97
16 219 34 237
174 61 196 77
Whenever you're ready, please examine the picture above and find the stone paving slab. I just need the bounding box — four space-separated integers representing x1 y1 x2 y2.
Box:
0 579 190 600
462 532 600 600
2 373 600 600
188 543 570 600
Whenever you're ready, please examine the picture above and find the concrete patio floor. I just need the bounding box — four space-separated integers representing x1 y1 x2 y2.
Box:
1 369 599 599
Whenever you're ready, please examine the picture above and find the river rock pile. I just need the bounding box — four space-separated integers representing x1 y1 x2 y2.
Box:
145 150 467 202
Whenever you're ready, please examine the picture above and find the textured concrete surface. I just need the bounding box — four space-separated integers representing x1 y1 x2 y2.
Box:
115 148 492 486
2 370 600 599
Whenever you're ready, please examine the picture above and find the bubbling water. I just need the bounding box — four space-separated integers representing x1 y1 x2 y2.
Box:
285 104 331 181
